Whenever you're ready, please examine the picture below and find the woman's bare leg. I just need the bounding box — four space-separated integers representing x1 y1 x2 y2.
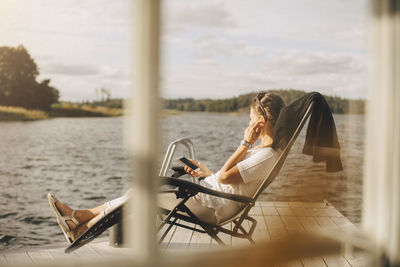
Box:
72 214 103 237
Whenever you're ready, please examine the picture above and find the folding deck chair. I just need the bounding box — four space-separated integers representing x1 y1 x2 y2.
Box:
65 102 313 253
157 102 314 245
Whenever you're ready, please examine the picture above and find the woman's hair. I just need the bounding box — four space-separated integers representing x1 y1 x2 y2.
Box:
251 92 285 127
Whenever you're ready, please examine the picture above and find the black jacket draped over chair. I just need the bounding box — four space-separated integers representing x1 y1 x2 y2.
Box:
272 92 343 172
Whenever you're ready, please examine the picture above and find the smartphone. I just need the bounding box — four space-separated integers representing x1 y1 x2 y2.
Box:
178 157 199 171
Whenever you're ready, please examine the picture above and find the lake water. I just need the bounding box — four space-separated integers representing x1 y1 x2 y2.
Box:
0 113 364 251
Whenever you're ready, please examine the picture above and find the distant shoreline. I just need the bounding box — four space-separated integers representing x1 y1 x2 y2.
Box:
0 106 49 121
0 105 185 121
0 104 123 121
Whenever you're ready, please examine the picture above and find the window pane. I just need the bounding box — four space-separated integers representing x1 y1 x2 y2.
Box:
160 0 368 252
0 0 131 257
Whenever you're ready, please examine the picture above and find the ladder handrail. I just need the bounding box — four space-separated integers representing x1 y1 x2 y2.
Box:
159 138 196 182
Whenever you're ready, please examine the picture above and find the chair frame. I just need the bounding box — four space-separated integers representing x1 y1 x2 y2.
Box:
158 103 314 245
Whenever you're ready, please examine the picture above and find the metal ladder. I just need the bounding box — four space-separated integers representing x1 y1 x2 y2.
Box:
159 137 197 182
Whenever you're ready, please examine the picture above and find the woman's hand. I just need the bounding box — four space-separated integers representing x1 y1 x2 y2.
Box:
244 119 265 145
183 159 214 177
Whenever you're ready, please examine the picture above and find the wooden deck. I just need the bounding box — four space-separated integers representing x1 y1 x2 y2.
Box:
0 201 368 266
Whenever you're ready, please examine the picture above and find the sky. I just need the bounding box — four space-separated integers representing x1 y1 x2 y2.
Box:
0 0 368 101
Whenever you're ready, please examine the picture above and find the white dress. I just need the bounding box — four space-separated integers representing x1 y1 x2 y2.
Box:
195 146 279 222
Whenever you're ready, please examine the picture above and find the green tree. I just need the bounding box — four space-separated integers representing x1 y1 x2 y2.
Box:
0 45 59 111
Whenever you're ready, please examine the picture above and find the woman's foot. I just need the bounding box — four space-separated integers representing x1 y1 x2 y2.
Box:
54 200 106 240
54 201 80 231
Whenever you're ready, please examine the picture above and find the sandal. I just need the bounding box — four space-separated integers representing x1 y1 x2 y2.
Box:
47 192 79 243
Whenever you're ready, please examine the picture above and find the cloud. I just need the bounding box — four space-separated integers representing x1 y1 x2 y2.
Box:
193 35 245 59
162 1 368 100
161 49 367 100
262 52 365 76
41 63 99 76
223 0 368 52
164 2 237 32
100 66 130 80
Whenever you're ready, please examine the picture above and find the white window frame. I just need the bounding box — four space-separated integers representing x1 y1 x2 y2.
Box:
362 0 400 265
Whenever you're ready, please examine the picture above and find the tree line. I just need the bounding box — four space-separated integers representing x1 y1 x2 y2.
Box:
0 45 59 111
163 90 365 114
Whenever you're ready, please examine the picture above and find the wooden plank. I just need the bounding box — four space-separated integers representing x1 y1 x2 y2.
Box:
288 201 305 208
302 202 327 208
88 241 128 256
329 216 355 229
249 206 263 216
72 245 101 259
274 201 290 207
314 217 338 231
261 206 278 215
258 201 274 207
304 216 351 266
325 207 343 217
219 223 233 246
291 207 313 217
264 215 288 240
322 254 351 267
343 251 370 267
297 216 344 267
188 225 211 249
271 214 304 267
159 221 178 251
281 215 330 267
231 221 251 247
329 216 351 226
252 215 270 242
0 254 7 264
210 223 233 247
277 207 295 216
301 257 327 267
298 216 324 232
27 249 54 263
167 220 194 250
48 247 81 261
280 216 305 234
275 260 303 267
4 252 33 264
307 208 329 217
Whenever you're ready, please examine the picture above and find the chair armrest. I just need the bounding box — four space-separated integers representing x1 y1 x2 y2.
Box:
159 176 253 204
170 166 186 177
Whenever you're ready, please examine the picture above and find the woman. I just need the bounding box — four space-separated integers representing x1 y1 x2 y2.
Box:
48 92 285 243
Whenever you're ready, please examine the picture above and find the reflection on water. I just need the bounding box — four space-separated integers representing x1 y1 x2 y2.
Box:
0 113 363 250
